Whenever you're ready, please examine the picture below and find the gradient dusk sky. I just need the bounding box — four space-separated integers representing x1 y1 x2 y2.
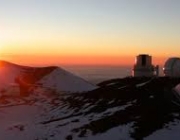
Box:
0 0 180 65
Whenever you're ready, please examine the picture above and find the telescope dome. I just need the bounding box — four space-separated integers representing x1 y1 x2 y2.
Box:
163 57 180 77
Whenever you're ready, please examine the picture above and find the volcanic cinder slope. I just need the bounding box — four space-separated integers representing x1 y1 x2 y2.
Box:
1 61 180 140
0 60 97 96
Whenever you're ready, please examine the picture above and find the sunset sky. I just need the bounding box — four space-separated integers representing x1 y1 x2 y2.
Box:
0 0 180 66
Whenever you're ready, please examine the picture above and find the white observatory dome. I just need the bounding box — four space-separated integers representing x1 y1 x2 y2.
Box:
132 54 158 77
164 57 180 77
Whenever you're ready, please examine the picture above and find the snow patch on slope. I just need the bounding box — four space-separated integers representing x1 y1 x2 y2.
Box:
37 68 97 93
0 60 97 94
145 121 180 140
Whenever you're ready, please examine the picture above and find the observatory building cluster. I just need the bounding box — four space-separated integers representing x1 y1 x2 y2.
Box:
132 54 180 77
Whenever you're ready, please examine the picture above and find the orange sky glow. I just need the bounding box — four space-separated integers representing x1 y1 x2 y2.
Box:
0 53 168 67
0 1 180 66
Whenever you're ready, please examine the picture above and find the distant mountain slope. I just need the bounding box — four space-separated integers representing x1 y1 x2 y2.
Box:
37 67 97 93
0 60 97 96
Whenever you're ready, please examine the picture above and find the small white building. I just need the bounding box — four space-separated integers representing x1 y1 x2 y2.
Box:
163 57 180 77
132 54 158 77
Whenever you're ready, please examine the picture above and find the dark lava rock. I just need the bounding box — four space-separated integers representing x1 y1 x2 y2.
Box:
62 77 180 139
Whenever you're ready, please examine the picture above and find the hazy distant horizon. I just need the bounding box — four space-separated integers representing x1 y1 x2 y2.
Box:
0 58 164 84
0 53 167 67
64 65 164 84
